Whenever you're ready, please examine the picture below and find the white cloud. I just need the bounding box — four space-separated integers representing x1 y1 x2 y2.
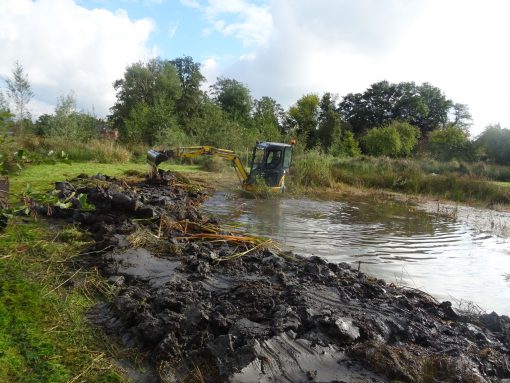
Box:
200 57 220 87
168 20 179 38
201 0 273 46
180 0 200 8
218 0 510 135
0 0 155 118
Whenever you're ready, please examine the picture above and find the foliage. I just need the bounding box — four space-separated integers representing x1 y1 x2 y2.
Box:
287 94 320 149
475 124 510 165
362 125 402 157
123 100 184 146
252 96 283 141
428 126 473 161
210 77 253 123
317 93 341 153
0 91 10 114
338 81 469 137
170 56 206 135
392 121 421 157
109 58 182 144
5 61 34 129
34 92 100 140
331 130 361 157
361 121 420 158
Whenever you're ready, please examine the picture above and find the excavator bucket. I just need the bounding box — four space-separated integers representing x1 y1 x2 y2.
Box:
147 149 170 176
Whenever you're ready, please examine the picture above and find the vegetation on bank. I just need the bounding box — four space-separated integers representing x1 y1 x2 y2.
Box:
0 219 125 382
288 152 510 205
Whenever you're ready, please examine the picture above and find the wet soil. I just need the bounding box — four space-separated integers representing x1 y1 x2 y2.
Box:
42 171 510 382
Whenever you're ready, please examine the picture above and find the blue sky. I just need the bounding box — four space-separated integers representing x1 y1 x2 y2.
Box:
1 0 510 136
75 0 246 61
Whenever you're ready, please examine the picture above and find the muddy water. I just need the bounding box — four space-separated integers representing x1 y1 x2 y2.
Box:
203 192 510 315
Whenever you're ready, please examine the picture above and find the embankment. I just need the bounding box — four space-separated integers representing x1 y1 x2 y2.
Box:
38 171 510 382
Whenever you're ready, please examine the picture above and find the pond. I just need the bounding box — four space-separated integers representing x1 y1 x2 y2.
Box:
202 192 510 315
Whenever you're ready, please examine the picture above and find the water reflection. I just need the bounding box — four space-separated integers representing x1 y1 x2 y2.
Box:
202 192 510 315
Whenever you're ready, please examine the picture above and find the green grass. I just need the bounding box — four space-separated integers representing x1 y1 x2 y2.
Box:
0 220 125 382
9 161 200 203
0 161 200 382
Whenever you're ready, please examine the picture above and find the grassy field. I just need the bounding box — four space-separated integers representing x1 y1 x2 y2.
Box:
1 161 199 383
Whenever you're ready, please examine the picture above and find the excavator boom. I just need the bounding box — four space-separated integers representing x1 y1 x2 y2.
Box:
147 146 249 188
147 142 293 193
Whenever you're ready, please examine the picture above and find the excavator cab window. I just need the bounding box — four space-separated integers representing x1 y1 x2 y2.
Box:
265 149 282 169
283 147 292 169
251 147 265 171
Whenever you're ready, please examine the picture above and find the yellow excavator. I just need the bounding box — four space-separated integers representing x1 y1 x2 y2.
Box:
147 141 294 193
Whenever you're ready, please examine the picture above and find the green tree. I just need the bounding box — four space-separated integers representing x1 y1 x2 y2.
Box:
5 61 34 132
317 93 342 153
449 103 472 130
475 124 510 165
252 96 283 141
332 130 361 157
34 92 99 140
170 56 206 134
287 93 320 149
392 121 421 157
428 126 473 161
210 77 252 123
362 125 401 157
338 81 462 137
109 58 182 143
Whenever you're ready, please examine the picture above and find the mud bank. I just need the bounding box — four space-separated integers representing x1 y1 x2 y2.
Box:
43 172 510 382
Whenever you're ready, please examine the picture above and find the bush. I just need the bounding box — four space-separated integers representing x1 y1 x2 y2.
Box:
393 121 420 156
475 124 510 165
428 126 474 161
362 125 401 157
361 121 420 158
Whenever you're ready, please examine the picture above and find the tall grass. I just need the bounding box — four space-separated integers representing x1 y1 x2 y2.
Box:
17 135 132 163
289 150 334 188
288 153 510 205
329 156 510 204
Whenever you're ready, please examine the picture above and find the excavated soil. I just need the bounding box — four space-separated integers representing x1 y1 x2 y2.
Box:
42 172 510 382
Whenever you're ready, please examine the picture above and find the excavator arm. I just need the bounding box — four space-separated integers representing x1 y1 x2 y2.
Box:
147 146 250 188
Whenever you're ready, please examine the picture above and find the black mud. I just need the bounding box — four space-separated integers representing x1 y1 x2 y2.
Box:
44 172 510 382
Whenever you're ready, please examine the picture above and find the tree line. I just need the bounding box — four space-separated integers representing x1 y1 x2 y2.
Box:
1 57 510 165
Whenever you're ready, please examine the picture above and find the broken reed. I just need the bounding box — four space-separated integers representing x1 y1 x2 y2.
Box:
157 218 278 260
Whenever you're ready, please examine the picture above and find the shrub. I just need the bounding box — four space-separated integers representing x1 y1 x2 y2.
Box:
428 126 474 161
362 125 401 157
475 124 510 165
393 121 420 157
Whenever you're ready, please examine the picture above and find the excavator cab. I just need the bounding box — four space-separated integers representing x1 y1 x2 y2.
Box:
248 142 293 190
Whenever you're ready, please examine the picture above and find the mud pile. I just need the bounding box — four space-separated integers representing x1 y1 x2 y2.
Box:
46 172 510 382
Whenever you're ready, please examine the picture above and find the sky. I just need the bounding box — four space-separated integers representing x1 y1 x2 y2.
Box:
0 0 509 136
